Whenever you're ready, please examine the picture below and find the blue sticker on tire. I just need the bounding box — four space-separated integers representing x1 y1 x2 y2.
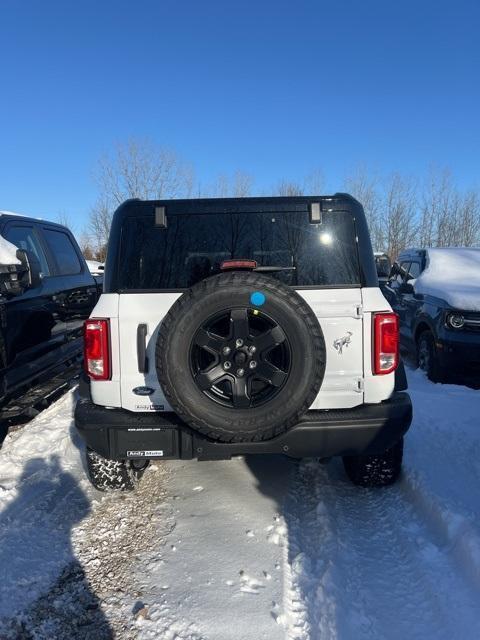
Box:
250 291 266 306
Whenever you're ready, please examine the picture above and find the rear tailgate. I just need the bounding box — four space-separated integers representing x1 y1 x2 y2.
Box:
117 289 364 412
300 289 364 409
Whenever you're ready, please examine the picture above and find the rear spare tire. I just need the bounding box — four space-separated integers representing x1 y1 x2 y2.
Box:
156 271 326 442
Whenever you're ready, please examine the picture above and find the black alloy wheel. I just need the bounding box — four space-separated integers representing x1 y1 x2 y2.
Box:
190 307 291 409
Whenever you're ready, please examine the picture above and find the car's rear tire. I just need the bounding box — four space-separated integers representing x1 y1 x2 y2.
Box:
85 448 148 491
417 330 444 382
156 271 326 443
342 438 403 487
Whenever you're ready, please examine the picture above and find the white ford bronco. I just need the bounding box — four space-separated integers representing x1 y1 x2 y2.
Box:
75 195 412 491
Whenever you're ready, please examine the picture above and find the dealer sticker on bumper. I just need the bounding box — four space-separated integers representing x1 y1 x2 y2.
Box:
127 450 164 457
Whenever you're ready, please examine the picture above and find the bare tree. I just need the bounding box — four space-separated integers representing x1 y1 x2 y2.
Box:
95 138 194 204
274 180 304 196
232 171 254 197
344 167 383 250
382 173 418 260
303 169 324 195
56 210 76 234
88 198 112 261
89 139 194 255
457 191 480 246
206 170 254 198
419 168 455 247
209 174 230 198
419 167 480 248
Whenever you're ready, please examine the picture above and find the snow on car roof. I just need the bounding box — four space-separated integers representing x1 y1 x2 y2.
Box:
1 210 44 265
414 247 480 311
0 235 21 265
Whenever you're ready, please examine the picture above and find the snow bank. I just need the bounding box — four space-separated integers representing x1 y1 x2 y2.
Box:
0 391 93 619
0 390 174 638
415 247 480 310
0 235 20 265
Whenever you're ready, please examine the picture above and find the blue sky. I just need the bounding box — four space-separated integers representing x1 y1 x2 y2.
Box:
1 0 479 230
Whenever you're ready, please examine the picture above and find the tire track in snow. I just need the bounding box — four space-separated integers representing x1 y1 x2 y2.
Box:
130 457 288 640
280 461 339 639
281 459 480 640
401 468 480 594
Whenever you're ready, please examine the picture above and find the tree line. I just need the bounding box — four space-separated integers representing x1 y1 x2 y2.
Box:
68 139 480 262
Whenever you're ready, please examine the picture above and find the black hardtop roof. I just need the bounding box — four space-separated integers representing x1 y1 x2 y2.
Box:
112 193 363 221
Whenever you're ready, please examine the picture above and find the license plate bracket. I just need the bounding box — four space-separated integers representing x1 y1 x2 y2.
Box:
112 426 178 458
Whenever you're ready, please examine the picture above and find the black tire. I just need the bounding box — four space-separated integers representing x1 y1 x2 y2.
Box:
343 438 404 487
156 271 326 443
417 330 444 382
85 448 148 492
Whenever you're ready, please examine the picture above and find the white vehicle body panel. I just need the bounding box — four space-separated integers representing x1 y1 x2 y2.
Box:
89 287 395 412
298 289 364 408
118 293 181 412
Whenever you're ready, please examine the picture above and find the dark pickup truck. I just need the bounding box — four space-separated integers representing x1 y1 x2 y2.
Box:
0 211 102 419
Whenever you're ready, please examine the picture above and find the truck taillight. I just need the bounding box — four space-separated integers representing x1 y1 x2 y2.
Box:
84 319 110 380
373 313 399 375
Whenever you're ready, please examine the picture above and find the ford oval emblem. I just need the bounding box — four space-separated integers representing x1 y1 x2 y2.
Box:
133 386 155 396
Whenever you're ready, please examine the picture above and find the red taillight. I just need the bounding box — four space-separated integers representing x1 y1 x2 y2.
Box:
84 319 110 380
220 259 258 270
373 313 399 375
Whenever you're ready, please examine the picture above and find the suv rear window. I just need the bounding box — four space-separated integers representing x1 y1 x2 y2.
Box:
117 209 361 290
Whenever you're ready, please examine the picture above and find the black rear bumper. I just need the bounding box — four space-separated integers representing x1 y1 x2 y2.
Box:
74 392 412 461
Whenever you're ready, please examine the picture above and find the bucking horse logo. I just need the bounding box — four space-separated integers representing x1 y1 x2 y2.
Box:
333 331 353 354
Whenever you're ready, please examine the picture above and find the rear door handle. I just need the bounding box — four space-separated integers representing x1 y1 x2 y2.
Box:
137 324 149 373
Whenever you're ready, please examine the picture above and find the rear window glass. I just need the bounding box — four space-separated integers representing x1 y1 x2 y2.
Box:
117 210 360 289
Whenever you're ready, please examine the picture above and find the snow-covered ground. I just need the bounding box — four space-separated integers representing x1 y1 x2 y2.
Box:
1 369 480 639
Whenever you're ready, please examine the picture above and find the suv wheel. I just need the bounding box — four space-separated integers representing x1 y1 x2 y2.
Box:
156 271 326 443
417 330 444 382
342 438 403 487
85 448 148 491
